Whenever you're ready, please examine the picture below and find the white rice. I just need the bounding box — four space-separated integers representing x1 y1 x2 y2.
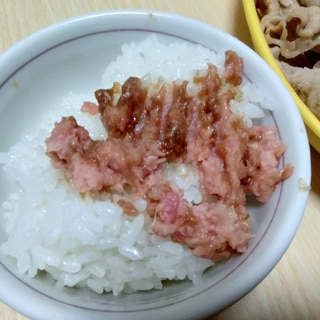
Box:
0 35 268 295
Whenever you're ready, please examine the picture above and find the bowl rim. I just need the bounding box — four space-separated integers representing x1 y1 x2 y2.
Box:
242 0 320 153
0 9 311 320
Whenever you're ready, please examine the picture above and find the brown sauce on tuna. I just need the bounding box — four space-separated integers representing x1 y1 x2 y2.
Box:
45 50 293 261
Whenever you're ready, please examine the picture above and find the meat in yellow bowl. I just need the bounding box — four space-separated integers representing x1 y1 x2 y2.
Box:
242 0 320 153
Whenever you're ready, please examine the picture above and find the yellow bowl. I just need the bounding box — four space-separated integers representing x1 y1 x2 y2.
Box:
242 0 320 153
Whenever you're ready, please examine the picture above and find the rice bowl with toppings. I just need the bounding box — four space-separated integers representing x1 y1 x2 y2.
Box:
0 10 311 320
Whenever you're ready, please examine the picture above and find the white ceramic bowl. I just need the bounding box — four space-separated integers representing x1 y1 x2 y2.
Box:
0 10 311 320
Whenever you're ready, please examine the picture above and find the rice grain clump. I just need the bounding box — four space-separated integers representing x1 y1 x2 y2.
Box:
0 118 213 296
0 35 279 295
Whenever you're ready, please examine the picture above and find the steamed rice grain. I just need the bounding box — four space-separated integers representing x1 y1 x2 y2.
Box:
0 35 269 295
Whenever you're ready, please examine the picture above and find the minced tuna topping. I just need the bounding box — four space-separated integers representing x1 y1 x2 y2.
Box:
45 51 293 261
